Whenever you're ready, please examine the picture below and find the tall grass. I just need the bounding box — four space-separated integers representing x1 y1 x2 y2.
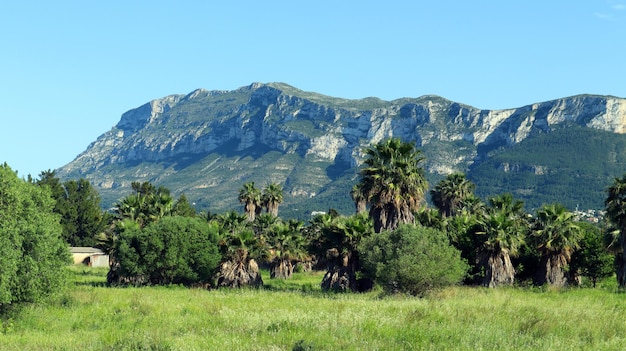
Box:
2 266 626 350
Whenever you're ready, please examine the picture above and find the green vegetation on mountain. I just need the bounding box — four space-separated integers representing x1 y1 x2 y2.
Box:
470 125 626 211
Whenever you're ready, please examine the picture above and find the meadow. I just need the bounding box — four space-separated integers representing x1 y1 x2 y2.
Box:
2 266 626 350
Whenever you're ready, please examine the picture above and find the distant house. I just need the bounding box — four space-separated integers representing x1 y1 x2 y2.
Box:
70 247 109 267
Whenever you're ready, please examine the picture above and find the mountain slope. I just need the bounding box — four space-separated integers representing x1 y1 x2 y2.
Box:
57 83 626 217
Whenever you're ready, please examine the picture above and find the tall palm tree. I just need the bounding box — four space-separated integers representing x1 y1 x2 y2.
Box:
262 182 284 217
605 174 626 287
476 194 528 287
358 138 428 232
350 184 367 214
238 182 262 221
532 203 582 287
430 172 476 217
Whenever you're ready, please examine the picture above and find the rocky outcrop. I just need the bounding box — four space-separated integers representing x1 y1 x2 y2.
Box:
56 83 626 212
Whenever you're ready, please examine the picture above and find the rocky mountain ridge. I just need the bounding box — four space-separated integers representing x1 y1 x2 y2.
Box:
57 83 626 217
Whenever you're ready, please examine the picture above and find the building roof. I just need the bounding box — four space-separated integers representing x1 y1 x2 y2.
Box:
69 247 105 254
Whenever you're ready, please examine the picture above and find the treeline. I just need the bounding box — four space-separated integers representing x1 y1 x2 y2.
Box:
4 137 626 311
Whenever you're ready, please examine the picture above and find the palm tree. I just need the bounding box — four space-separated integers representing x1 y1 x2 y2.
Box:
262 182 284 217
238 182 262 221
313 213 374 292
252 212 280 237
430 172 476 217
114 182 173 227
532 203 582 287
476 194 528 287
358 138 428 232
265 221 308 279
605 174 626 287
212 213 266 288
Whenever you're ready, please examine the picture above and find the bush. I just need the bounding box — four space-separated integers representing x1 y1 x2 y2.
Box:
110 216 221 286
359 224 468 296
0 164 71 310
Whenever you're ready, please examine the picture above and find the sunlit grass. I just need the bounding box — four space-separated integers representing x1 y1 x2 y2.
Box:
1 266 626 350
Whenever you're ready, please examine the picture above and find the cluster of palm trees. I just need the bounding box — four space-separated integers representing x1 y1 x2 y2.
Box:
348 138 600 288
104 137 626 290
238 182 284 221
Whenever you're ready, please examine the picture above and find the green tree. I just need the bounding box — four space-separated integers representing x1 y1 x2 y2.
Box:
358 138 428 232
532 203 583 287
239 182 262 221
605 174 626 287
360 224 468 296
36 172 104 247
108 216 221 286
262 182 284 217
0 164 71 309
570 222 614 287
430 172 476 217
173 193 196 217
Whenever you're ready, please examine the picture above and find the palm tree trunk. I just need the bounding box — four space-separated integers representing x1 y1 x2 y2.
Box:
321 253 358 292
371 203 415 233
480 251 515 288
536 254 568 287
217 251 263 288
617 253 626 288
270 259 294 279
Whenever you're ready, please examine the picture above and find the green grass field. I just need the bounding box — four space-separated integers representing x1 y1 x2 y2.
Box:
2 266 626 350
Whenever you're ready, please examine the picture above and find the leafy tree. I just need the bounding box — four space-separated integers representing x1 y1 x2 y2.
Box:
36 172 104 247
108 216 221 286
262 182 284 217
0 164 71 309
605 174 626 287
360 224 468 296
430 172 476 217
444 210 484 283
570 222 614 287
532 203 583 287
238 182 262 221
173 193 196 217
357 138 428 232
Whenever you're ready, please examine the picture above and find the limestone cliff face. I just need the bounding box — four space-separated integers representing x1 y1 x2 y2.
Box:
56 83 626 213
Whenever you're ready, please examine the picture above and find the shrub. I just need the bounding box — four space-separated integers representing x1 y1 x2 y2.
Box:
110 216 221 286
0 164 71 310
359 224 468 296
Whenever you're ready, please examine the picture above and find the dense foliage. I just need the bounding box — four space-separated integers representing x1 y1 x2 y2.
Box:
0 164 71 310
109 216 221 286
36 171 105 247
360 224 468 296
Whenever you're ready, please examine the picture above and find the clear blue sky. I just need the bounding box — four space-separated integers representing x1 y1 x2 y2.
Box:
2 1 625 177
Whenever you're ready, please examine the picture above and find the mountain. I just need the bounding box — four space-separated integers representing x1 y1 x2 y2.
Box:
56 82 626 218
